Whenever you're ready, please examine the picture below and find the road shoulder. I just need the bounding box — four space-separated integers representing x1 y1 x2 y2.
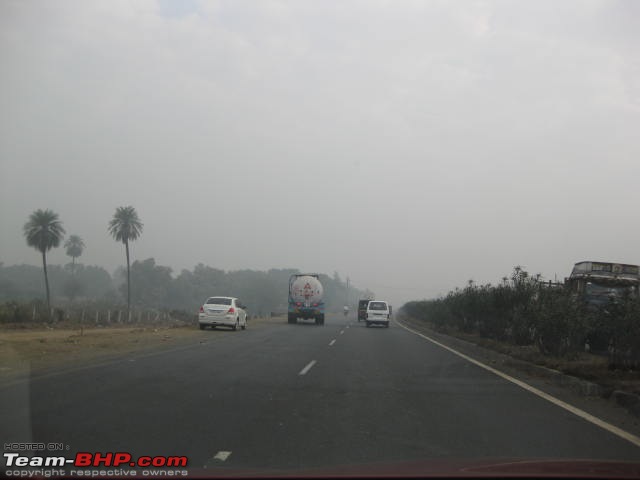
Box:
396 316 640 441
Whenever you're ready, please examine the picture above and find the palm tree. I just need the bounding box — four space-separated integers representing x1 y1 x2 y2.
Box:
23 209 66 319
108 206 143 316
64 234 85 274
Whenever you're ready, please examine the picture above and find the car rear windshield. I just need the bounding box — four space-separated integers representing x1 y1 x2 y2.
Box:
206 297 232 305
368 302 387 310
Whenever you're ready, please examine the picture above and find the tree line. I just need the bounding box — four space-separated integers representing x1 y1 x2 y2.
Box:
401 267 640 369
0 262 370 320
11 206 371 320
23 206 142 319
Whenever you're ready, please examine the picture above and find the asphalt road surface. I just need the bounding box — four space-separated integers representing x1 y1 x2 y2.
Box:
2 314 640 476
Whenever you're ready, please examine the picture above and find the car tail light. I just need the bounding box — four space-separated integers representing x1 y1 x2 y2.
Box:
228 307 235 314
312 303 318 307
199 306 204 313
296 302 302 307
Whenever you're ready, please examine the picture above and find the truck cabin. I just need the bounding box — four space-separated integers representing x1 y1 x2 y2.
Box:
567 261 640 306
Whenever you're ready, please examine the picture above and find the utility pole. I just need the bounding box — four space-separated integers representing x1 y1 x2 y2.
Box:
345 276 350 306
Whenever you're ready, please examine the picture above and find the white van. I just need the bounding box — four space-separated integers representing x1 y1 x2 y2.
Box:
365 300 390 328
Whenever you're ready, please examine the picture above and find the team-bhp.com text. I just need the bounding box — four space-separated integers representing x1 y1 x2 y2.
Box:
3 452 189 477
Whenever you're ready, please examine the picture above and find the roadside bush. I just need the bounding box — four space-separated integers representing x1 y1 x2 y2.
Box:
606 296 640 369
0 300 47 323
400 266 628 361
533 288 587 358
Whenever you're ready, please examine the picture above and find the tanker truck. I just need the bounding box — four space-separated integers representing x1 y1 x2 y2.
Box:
288 273 325 325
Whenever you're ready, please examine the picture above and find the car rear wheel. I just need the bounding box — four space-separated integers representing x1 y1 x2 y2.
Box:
232 319 239 331
199 324 205 330
366 321 371 328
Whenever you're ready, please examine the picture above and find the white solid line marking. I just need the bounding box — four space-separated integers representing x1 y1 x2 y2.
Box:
397 321 640 449
213 451 232 461
340 330 345 335
299 360 317 375
329 339 336 346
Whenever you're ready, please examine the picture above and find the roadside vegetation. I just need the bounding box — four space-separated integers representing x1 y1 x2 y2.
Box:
0 263 368 325
4 207 370 327
401 267 640 372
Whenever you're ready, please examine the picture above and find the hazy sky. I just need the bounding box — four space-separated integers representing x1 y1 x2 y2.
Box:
1 0 638 307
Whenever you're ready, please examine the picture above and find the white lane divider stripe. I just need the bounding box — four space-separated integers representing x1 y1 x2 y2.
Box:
397 320 640 449
299 360 317 376
329 339 336 346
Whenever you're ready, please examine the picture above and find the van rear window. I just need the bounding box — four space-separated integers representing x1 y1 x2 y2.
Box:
368 302 387 310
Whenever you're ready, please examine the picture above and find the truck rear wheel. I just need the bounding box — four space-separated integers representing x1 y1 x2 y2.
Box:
288 314 296 324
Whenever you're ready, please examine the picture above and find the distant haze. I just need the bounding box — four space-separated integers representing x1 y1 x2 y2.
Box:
1 0 638 308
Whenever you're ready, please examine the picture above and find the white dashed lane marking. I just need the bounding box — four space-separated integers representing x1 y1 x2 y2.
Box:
205 450 232 467
329 339 336 346
213 451 232 461
299 360 317 376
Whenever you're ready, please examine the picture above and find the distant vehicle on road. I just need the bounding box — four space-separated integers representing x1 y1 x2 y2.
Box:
199 296 247 330
366 300 390 328
288 274 325 325
357 299 371 322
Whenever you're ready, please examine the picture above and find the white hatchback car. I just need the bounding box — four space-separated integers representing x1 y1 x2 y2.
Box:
198 296 247 331
365 300 390 328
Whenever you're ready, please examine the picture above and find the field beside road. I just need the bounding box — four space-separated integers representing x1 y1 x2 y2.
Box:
0 316 285 383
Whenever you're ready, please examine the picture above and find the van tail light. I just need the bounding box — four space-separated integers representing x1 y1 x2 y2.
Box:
199 306 204 313
228 307 235 314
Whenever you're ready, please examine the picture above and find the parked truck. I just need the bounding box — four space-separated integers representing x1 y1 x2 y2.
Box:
288 274 325 325
566 261 640 307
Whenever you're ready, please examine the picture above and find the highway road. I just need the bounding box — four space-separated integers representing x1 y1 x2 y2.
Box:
2 314 640 476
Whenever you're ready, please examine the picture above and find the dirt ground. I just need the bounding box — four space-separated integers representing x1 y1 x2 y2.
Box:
0 316 285 383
